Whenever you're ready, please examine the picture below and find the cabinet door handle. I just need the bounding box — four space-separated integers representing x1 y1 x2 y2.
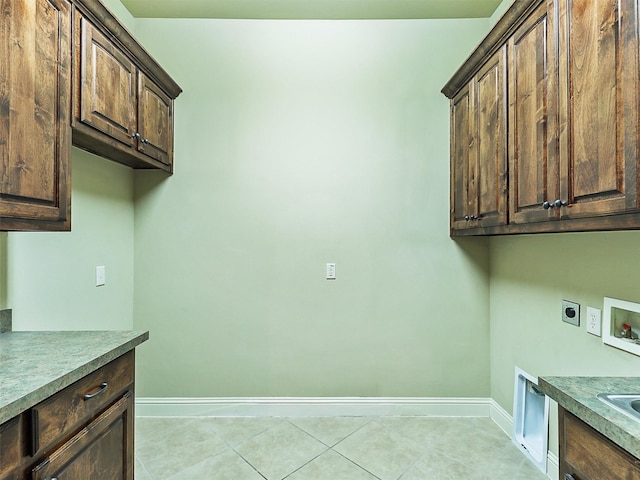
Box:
131 132 141 140
141 138 150 144
542 201 552 209
554 199 567 208
565 474 577 480
83 382 108 401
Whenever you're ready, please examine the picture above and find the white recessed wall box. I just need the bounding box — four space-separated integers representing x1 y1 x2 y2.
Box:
512 367 549 474
603 297 640 357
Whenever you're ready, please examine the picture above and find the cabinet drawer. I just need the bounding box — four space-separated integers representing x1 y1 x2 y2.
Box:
31 351 134 455
563 410 640 480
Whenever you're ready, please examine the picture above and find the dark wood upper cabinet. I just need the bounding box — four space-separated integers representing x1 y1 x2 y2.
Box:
137 72 174 166
450 48 507 234
72 0 182 173
76 17 137 148
473 48 508 229
1 0 182 231
508 0 559 226
450 86 473 231
444 0 640 235
0 0 72 231
557 0 639 219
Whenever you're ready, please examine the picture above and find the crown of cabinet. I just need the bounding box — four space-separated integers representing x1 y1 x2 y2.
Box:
444 0 640 236
0 0 182 232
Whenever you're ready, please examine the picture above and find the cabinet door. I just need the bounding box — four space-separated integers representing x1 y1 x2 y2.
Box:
450 85 473 231
78 17 137 148
558 0 639 219
0 0 71 231
32 392 134 480
560 407 640 480
137 73 173 167
508 0 559 225
450 48 507 233
0 416 23 479
472 47 507 228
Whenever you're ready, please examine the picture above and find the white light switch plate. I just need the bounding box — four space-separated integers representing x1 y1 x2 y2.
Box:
326 263 336 280
96 266 106 287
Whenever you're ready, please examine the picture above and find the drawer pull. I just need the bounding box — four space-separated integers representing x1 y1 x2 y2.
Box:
83 382 108 401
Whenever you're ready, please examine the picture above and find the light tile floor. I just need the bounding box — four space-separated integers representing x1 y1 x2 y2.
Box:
135 416 548 480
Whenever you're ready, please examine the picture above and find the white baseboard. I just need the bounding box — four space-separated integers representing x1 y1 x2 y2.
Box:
547 452 559 480
135 396 492 418
135 396 559 479
490 398 513 436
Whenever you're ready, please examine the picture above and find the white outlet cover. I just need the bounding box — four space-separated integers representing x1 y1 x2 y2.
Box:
586 306 601 337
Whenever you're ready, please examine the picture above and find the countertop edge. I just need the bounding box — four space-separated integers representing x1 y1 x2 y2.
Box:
0 330 149 425
539 376 640 459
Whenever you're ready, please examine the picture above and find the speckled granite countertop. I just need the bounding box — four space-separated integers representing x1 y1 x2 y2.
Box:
0 330 148 425
539 376 640 458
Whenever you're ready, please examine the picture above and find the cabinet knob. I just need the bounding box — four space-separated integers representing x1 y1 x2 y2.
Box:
542 201 552 209
554 199 567 208
141 138 150 144
131 132 141 140
565 474 576 480
464 215 470 221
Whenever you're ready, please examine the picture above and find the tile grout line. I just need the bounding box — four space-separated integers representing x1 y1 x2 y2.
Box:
282 417 384 480
327 447 384 480
135 454 154 480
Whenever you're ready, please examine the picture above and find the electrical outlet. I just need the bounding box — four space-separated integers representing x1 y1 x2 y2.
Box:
562 300 580 326
326 263 336 280
586 307 602 336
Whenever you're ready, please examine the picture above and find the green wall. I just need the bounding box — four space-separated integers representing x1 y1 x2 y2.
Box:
0 0 136 330
102 0 135 30
132 18 493 397
7 2 636 445
490 232 640 454
0 232 6 310
484 0 640 459
5 149 135 331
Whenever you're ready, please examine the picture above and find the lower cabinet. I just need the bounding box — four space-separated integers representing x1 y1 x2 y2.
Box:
31 393 133 480
0 351 135 480
559 407 640 480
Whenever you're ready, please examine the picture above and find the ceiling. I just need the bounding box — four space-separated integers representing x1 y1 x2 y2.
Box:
119 0 504 20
